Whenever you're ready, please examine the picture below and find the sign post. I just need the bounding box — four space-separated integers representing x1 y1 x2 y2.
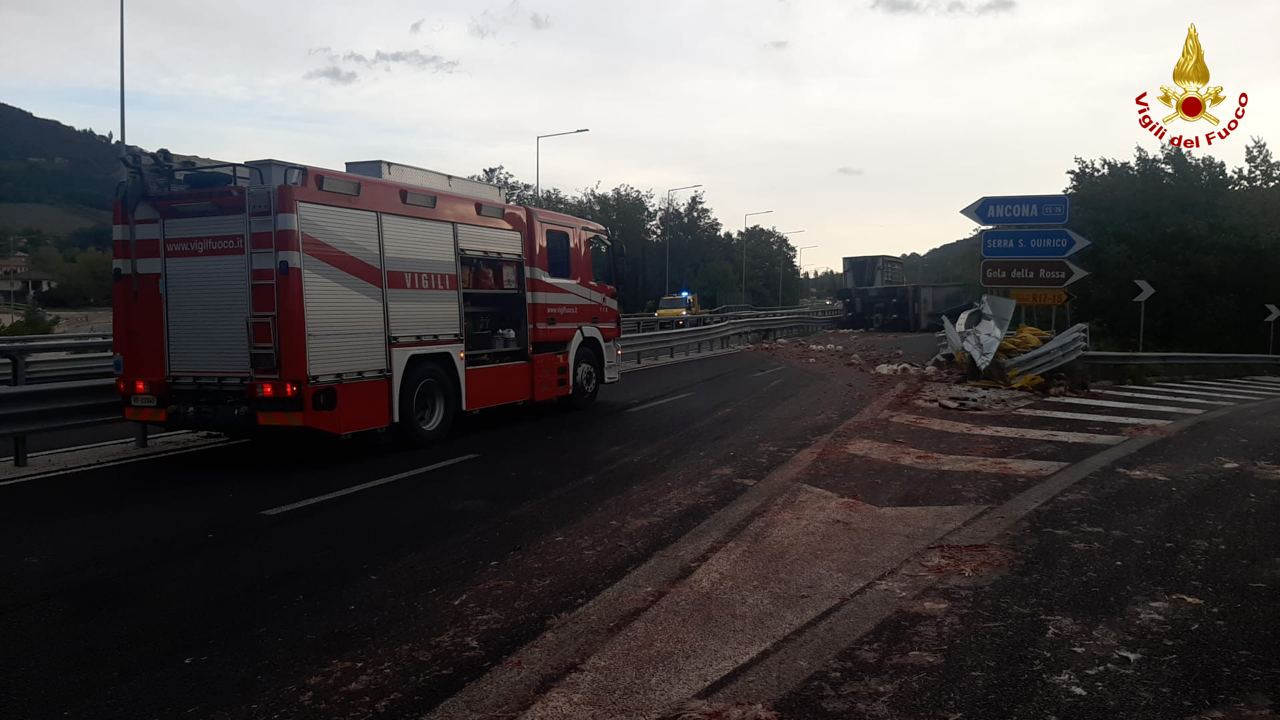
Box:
1133 280 1156 351
1266 304 1280 355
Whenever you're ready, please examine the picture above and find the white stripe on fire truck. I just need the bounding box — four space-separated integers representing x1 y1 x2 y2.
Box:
278 251 302 267
276 213 298 230
527 267 620 310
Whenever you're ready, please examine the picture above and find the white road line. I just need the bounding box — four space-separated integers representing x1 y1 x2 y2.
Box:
752 366 786 377
1045 396 1203 415
1155 382 1274 397
888 413 1126 445
1140 383 1262 400
763 377 785 392
1183 379 1280 394
0 440 246 488
0 430 190 464
844 438 1068 476
1096 389 1234 406
260 454 479 516
625 392 695 413
1244 376 1280 384
1206 377 1280 388
1014 408 1172 426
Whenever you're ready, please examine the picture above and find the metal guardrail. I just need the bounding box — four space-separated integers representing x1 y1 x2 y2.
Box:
621 311 839 365
1077 351 1280 365
0 313 840 466
620 304 838 335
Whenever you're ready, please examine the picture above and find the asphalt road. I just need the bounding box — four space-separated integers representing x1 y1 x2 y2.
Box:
0 347 876 720
778 392 1280 719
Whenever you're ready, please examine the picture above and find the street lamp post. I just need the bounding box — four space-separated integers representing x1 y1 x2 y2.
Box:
535 128 589 201
664 184 702 295
742 210 773 305
780 235 813 307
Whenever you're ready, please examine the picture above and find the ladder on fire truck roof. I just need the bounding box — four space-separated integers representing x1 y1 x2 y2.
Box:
247 187 278 374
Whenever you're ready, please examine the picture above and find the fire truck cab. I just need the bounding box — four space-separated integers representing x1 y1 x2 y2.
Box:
112 154 622 442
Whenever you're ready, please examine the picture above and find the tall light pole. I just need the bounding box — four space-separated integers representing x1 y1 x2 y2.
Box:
664 184 702 295
742 210 773 305
119 0 126 152
535 128 589 201
780 236 813 307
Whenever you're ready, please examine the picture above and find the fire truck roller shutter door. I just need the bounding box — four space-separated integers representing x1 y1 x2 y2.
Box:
457 224 523 257
162 214 251 374
380 214 461 340
297 203 388 377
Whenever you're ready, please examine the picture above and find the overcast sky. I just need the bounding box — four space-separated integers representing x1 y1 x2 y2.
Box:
3 0 1278 271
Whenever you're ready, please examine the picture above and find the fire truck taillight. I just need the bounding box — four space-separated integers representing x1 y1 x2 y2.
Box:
255 382 301 399
133 380 150 394
116 378 127 395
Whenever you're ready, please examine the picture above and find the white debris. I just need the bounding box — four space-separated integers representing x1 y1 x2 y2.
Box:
776 338 788 344
1115 649 1143 664
874 363 922 375
825 344 836 350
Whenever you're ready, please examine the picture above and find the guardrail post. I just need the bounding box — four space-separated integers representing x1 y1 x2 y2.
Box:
12 435 27 467
134 422 149 449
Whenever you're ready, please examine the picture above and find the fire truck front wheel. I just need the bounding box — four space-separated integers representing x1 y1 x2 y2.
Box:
570 346 602 409
399 363 457 443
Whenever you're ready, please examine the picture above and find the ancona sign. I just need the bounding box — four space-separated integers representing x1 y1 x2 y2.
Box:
1135 24 1249 148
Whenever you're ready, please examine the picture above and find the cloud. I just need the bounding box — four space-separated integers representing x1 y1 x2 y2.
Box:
530 12 551 30
835 166 864 176
870 0 1015 14
305 47 458 83
304 66 358 85
469 18 497 39
764 40 789 50
341 49 459 72
409 18 424 34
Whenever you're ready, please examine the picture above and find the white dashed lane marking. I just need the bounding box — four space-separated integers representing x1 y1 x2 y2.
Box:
1182 379 1280 394
1143 383 1264 400
1044 396 1204 415
752 366 786 377
625 392 695 413
1014 408 1173 426
260 454 479 516
1096 389 1234 406
889 413 1126 445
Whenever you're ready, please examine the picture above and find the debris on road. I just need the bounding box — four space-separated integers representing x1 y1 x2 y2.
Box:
936 294 1089 390
918 544 1013 576
663 701 780 720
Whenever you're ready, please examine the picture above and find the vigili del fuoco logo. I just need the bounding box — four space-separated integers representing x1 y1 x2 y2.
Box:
1135 24 1249 149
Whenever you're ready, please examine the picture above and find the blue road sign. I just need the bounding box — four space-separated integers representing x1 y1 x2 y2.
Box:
981 228 1091 259
961 195 1070 226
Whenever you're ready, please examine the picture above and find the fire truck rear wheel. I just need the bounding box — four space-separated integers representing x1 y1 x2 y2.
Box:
570 346 601 409
399 363 457 443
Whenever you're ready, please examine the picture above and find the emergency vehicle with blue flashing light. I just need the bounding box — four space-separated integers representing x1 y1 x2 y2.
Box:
112 154 623 442
654 291 701 327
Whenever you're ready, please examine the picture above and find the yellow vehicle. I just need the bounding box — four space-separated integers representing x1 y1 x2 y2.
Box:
654 292 701 326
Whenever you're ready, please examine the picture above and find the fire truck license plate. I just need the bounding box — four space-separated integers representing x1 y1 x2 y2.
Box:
131 395 157 407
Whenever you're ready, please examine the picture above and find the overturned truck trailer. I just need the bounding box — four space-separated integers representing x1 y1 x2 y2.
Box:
837 283 971 332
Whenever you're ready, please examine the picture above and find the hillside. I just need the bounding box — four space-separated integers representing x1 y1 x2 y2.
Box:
0 102 216 236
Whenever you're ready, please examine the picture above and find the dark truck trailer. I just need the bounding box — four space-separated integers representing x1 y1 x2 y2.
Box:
836 283 970 332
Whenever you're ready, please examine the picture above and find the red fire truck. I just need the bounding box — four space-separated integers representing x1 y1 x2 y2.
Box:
112 154 622 441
